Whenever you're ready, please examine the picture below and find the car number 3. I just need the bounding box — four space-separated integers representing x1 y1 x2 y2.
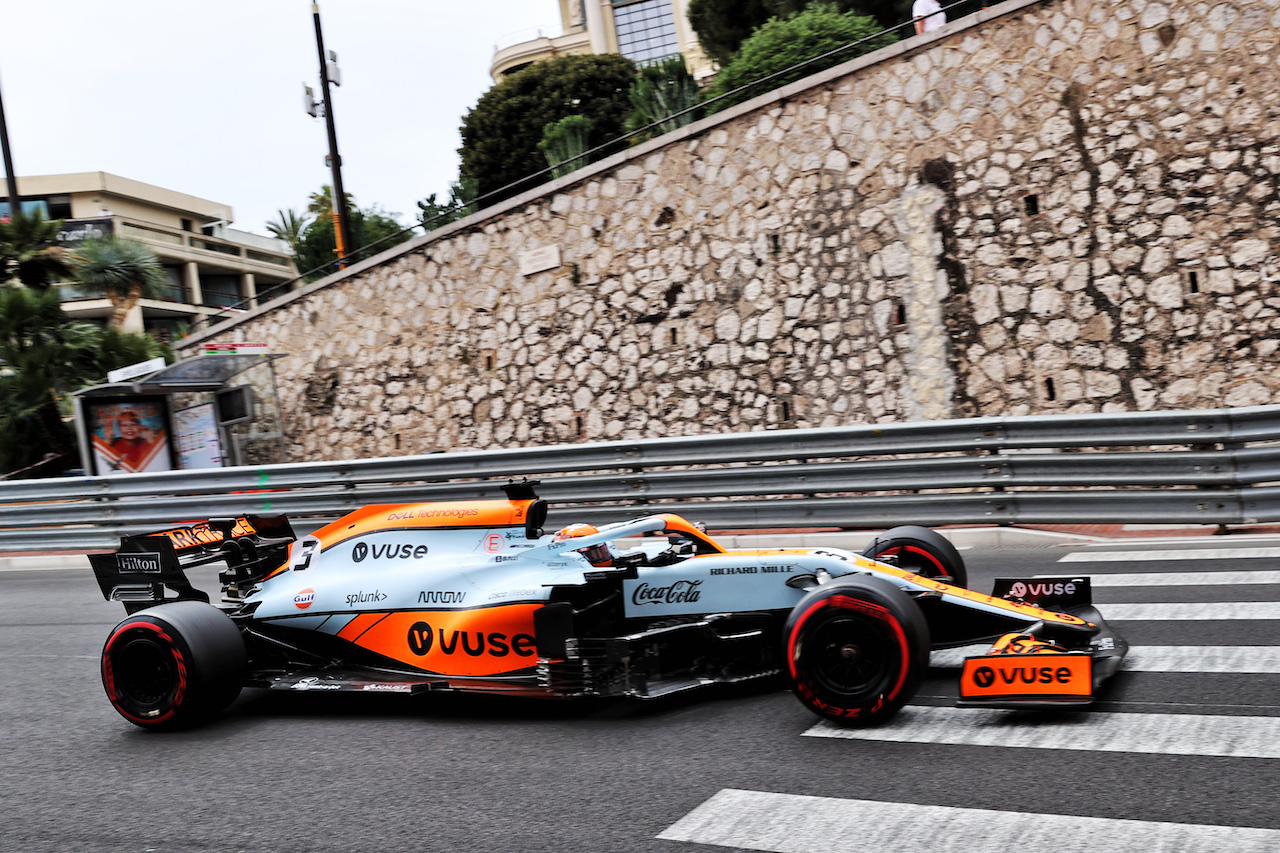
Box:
290 537 321 572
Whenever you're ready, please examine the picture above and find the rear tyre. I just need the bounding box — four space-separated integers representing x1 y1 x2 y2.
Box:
784 576 929 726
101 601 245 731
862 525 967 588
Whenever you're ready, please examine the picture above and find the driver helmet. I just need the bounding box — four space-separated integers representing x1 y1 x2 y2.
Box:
554 523 612 567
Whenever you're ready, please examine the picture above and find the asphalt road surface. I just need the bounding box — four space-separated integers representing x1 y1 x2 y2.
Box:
2 537 1278 852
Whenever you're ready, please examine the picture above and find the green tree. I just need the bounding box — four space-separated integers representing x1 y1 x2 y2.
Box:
458 54 637 202
765 1 911 34
306 185 355 218
0 285 169 476
705 5 898 111
0 208 69 290
538 114 594 178
624 56 701 142
295 203 411 280
687 0 773 66
66 238 167 331
417 177 479 232
690 2 907 69
265 208 312 256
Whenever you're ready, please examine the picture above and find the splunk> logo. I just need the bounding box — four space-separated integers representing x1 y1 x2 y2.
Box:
345 590 387 607
406 621 537 658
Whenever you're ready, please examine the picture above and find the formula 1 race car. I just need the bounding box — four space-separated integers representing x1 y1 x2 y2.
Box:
90 482 1128 730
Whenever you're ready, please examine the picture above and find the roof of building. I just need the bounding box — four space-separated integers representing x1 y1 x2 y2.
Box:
1 172 232 222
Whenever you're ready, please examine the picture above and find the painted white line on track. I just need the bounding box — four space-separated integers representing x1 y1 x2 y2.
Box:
931 645 1280 673
1059 548 1280 562
1039 570 1280 586
657 788 1280 852
1101 602 1280 620
802 706 1280 758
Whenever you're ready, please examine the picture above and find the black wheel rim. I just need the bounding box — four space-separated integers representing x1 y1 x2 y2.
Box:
114 635 178 709
878 545 951 582
807 613 899 698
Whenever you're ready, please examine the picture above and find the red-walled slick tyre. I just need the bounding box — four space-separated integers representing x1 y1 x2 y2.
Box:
784 576 929 726
101 601 246 731
862 525 967 588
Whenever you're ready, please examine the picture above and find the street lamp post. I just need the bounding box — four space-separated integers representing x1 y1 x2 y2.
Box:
0 70 20 218
311 2 353 268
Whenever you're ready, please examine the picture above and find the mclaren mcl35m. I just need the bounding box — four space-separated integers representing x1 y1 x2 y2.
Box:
90 483 1127 729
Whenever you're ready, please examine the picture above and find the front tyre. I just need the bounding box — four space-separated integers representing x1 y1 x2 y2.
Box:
101 601 246 731
784 576 929 726
862 525 967 588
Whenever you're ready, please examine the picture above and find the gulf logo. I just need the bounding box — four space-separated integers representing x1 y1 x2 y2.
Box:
294 588 316 610
483 533 504 553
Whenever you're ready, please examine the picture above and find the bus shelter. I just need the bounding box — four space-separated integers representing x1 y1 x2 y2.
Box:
73 351 287 475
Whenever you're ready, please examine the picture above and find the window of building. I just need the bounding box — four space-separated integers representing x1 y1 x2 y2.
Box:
612 0 679 64
157 266 189 304
200 273 242 308
0 199 50 218
143 316 186 344
45 195 72 219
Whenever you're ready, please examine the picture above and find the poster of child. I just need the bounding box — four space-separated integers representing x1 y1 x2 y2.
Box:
87 399 172 474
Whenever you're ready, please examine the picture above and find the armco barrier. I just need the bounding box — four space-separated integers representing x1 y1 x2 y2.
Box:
3 405 1279 553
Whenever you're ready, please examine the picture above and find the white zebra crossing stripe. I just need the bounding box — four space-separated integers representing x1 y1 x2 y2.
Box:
657 789 1280 852
1059 548 1280 562
1040 570 1280 586
802 706 1280 758
1101 602 1280 620
930 645 1280 673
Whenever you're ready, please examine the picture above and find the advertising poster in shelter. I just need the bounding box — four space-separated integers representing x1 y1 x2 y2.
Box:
173 403 223 469
86 397 172 475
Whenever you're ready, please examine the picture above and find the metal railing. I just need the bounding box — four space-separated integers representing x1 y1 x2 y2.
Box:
3 405 1279 553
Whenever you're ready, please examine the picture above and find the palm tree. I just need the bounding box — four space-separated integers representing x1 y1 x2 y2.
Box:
0 284 170 476
266 208 311 255
0 286 100 472
306 185 355 218
0 208 69 289
67 238 167 331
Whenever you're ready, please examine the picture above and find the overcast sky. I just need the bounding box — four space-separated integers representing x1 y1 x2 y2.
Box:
1 0 562 236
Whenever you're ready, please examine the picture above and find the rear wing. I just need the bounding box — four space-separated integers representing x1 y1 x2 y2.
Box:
89 515 296 613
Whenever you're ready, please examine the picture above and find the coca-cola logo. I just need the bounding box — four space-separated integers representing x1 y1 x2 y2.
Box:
630 579 702 606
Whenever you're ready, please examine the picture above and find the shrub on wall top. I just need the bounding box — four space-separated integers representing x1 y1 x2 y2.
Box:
458 54 637 203
705 4 898 112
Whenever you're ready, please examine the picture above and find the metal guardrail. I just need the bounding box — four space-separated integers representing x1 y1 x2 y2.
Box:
3 405 1280 553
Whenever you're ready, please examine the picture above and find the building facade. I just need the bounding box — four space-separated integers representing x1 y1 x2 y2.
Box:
491 0 714 83
1 172 297 338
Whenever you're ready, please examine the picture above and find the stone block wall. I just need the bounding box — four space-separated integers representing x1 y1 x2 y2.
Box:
181 0 1280 461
